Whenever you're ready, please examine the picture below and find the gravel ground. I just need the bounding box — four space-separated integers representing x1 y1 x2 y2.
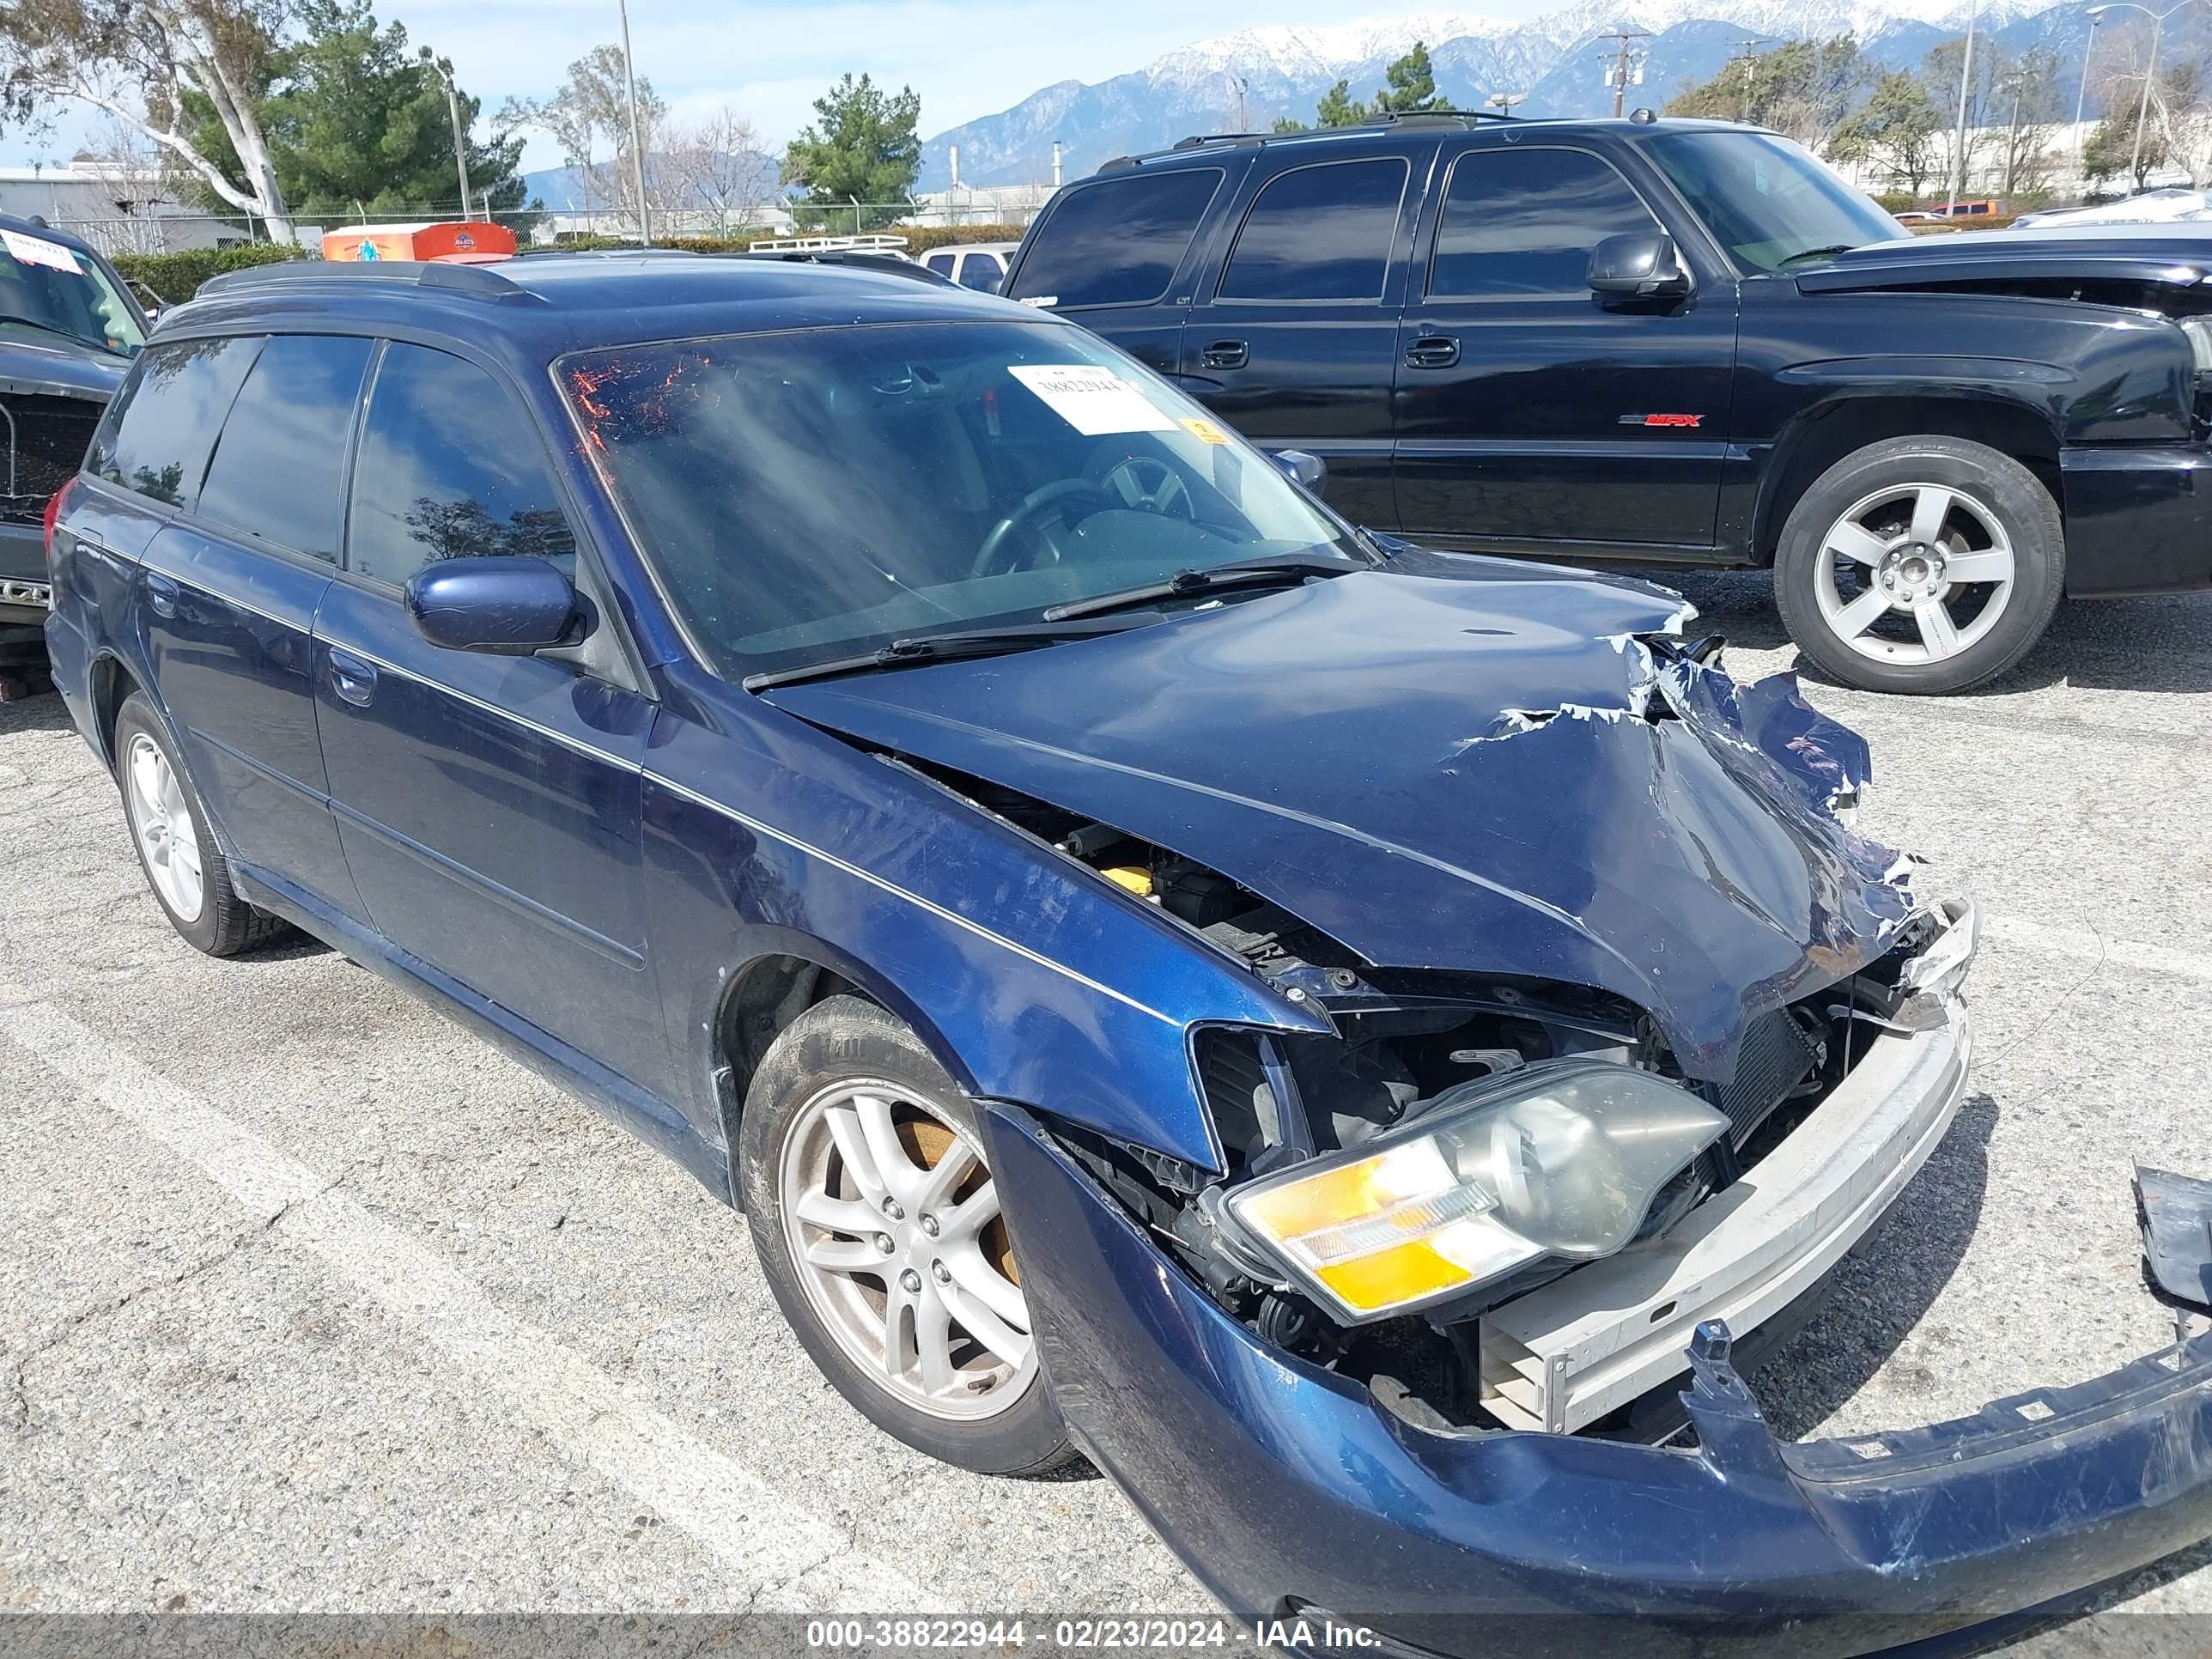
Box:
2 574 2209 1656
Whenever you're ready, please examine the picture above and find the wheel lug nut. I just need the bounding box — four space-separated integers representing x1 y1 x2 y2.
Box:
882 1198 902 1219
920 1214 939 1237
874 1234 894 1255
932 1260 951 1284
900 1268 922 1292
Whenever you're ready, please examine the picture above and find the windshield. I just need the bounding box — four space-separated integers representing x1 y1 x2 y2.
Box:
1645 131 1903 273
0 228 143 355
562 320 1365 681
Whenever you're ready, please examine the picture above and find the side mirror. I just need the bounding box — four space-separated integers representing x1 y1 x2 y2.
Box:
1273 448 1327 491
404 556 580 654
1588 233 1692 300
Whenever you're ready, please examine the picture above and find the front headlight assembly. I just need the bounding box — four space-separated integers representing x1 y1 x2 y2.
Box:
1223 1060 1729 1323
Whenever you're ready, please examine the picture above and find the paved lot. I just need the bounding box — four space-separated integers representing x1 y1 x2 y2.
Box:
3 574 2210 1653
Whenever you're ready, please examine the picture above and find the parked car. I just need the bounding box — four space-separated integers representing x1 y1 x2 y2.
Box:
2013 187 2212 228
921 240 1018 292
0 213 145 664
1004 114 2212 693
45 252 2212 1653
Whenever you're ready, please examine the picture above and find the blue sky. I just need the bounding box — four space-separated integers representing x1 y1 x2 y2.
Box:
2 0 1559 172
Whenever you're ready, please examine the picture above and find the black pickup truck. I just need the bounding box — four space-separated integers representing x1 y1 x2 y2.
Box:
1004 115 2212 693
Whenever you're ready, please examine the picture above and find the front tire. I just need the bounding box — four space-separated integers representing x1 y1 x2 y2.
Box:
112 692 287 957
738 995 1079 1476
1773 435 2063 694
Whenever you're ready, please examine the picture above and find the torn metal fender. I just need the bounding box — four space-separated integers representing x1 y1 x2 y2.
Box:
988 1097 2212 1657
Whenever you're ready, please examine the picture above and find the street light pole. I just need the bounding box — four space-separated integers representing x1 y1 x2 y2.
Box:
425 56 471 221
1948 0 1979 216
2082 1 2197 194
2075 12 2103 181
617 0 652 245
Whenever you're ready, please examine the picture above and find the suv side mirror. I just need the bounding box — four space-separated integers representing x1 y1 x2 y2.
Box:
1273 448 1327 490
1588 233 1692 300
404 556 580 654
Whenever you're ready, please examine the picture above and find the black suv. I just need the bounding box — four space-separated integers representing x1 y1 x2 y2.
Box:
1005 115 2212 693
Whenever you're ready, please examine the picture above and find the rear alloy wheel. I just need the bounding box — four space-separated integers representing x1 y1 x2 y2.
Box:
739 996 1078 1474
1775 436 2063 694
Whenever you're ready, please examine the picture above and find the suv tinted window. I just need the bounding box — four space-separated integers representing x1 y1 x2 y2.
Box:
196 334 374 559
1008 168 1223 308
1430 148 1661 297
957 252 1004 291
347 343 575 587
87 336 259 507
1220 158 1409 302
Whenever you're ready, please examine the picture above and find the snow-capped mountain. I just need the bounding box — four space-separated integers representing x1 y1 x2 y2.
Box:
918 0 2114 191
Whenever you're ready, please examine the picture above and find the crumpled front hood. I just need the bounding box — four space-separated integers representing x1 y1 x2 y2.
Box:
764 551 1922 1079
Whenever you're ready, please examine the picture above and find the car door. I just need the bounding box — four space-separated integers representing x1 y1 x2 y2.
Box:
116 332 368 916
313 339 666 1091
1392 142 1741 554
1005 164 1237 378
1176 149 1429 530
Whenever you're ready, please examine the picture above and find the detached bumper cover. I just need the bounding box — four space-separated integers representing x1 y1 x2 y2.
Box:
986 1102 2212 1656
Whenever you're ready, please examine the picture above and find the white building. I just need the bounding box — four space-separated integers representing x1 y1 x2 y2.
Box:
0 163 247 255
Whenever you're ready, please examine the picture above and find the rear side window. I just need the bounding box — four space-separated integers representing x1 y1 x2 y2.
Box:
1007 167 1224 309
1219 158 1409 302
87 336 259 507
1429 149 1662 298
346 343 575 587
196 334 374 559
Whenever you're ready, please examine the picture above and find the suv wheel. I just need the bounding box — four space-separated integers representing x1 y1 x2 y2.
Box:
1774 435 2063 694
738 995 1079 1476
113 692 289 956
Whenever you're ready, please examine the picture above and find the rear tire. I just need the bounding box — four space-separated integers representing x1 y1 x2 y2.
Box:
112 693 288 957
739 995 1079 1477
1773 434 2063 694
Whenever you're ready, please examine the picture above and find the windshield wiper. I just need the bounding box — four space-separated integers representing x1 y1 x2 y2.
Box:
1774 244 1859 269
0 313 126 356
1042 552 1362 623
743 615 1157 691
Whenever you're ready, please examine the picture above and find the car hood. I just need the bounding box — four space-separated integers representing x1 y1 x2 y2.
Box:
763 551 1924 1080
1796 223 2212 295
0 328 130 401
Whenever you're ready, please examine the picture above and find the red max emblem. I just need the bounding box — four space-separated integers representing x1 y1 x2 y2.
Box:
1639 413 1702 428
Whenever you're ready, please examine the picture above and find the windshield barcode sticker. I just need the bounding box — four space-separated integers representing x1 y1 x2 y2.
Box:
1 229 81 274
1009 363 1176 436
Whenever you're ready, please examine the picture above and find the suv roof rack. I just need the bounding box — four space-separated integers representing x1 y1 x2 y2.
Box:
1359 109 1525 125
731 248 954 285
195 258 542 304
1107 110 1549 173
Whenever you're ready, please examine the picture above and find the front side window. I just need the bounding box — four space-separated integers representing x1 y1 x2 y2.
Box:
1645 131 1903 272
347 343 575 587
1006 168 1224 309
196 334 374 559
0 228 145 356
1219 158 1409 302
1430 149 1662 298
926 252 957 276
87 335 260 508
562 320 1364 682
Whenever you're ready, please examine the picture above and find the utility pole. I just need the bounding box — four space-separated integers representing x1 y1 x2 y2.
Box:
1948 0 1980 216
1729 39 1772 123
617 0 652 245
1598 31 1652 118
422 53 471 221
2075 10 2103 182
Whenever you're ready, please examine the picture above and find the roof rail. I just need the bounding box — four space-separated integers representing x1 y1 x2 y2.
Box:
730 248 954 285
1358 109 1522 126
194 258 541 304
1170 131 1273 150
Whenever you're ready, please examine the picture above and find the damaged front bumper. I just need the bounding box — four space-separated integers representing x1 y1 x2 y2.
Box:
986 1081 2212 1656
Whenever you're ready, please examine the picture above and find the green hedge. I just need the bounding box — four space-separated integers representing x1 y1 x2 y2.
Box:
111 244 302 305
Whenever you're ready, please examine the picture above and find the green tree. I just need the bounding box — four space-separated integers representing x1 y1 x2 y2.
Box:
781 72 922 213
1372 41 1449 114
2083 107 2172 188
1666 35 1869 149
178 0 522 220
502 45 667 218
1832 68 1945 196
1315 78 1367 127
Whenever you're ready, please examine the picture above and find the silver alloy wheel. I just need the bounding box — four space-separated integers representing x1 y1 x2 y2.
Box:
123 732 204 923
779 1079 1036 1420
1814 482 2017 665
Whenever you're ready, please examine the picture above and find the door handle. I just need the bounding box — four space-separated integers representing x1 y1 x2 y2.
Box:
143 571 179 619
327 647 378 708
1199 339 1249 370
1404 335 1460 369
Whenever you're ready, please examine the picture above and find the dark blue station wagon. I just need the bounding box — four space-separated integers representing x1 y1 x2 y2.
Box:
41 252 2212 1653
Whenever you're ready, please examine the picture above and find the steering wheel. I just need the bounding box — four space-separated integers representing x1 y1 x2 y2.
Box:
1094 454 1194 520
970 479 1118 578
